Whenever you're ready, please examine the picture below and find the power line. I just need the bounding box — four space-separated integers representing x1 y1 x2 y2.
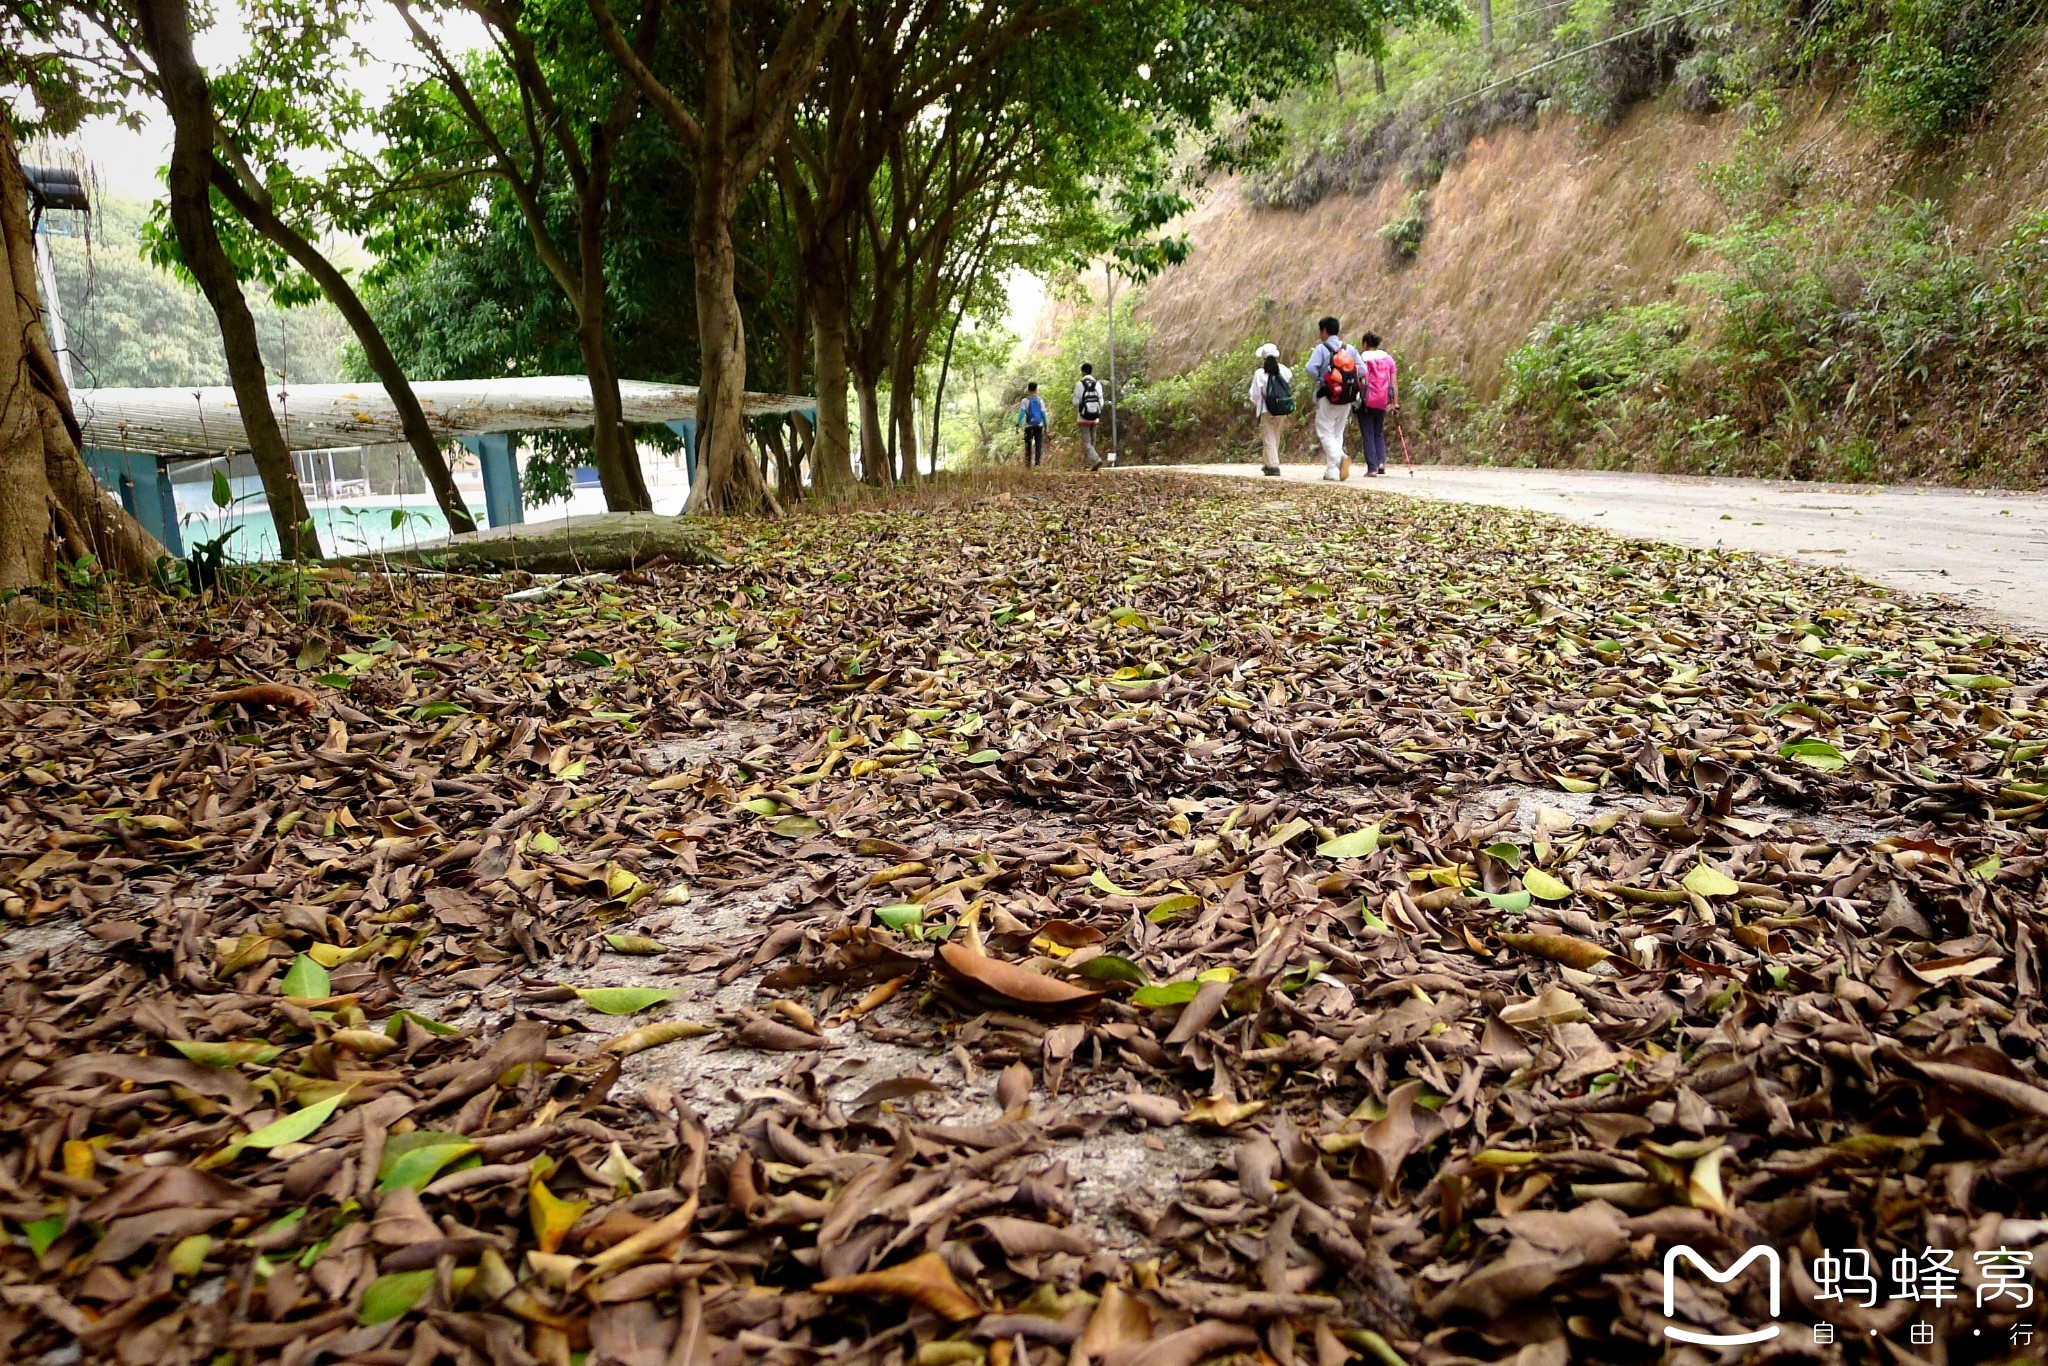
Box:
1438 0 1734 112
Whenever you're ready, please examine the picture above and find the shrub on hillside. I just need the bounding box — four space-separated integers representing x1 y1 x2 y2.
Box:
1378 193 1429 261
1483 199 2048 483
1555 0 1696 125
1841 0 2039 143
1119 341 1267 462
1500 299 1692 436
1246 0 2041 219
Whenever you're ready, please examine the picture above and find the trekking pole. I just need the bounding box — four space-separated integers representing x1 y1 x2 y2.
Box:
1396 417 1414 476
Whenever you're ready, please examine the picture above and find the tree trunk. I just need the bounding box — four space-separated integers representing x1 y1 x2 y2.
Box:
928 301 964 475
809 277 855 493
579 317 650 511
889 364 918 483
137 0 319 560
576 168 650 512
208 158 477 535
762 419 800 504
687 206 770 513
1479 0 1494 47
782 298 813 502
853 372 887 485
0 117 166 589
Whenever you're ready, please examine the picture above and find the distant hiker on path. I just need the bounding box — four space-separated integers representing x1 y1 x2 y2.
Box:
1355 332 1400 477
1248 343 1293 476
1306 316 1363 481
1016 383 1047 467
1074 363 1107 470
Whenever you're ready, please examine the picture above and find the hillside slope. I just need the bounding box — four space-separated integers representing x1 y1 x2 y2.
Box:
1138 45 2048 400
1023 24 2048 485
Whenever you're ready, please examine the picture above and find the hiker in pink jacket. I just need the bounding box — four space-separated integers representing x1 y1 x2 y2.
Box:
1354 332 1399 477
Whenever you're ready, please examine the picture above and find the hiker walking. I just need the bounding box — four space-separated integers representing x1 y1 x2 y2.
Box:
1015 383 1048 467
1073 364 1107 470
1248 343 1293 476
1306 316 1363 481
1354 332 1400 477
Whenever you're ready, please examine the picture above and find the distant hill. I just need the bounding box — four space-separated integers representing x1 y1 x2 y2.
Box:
41 193 349 391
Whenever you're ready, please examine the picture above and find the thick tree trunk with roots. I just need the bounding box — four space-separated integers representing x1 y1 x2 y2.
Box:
0 118 165 589
686 210 771 513
138 0 319 560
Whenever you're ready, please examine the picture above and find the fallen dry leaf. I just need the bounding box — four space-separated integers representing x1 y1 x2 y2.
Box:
812 1250 981 1321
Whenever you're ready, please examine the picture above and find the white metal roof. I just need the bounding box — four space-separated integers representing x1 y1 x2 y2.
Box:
74 376 814 458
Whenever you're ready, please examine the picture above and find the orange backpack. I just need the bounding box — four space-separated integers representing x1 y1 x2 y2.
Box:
1321 345 1360 405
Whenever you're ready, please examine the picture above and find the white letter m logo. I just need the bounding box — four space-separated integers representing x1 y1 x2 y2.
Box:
1663 1245 1783 1346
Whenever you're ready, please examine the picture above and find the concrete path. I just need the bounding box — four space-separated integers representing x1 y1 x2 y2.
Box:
1153 462 2048 637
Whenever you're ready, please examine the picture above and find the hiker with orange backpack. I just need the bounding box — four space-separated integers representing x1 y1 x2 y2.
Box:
1306 316 1363 481
1355 332 1400 477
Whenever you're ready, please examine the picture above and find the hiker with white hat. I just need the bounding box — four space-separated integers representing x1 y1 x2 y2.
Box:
1248 342 1294 477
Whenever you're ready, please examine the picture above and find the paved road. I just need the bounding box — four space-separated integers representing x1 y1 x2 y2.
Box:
1153 462 2048 637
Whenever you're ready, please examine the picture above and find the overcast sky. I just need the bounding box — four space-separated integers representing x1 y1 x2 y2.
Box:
68 2 477 203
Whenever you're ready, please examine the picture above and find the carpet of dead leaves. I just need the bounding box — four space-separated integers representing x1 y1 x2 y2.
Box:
4 472 2048 1366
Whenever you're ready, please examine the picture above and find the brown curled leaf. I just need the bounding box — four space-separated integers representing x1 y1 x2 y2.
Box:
1106 1320 1260 1366
937 939 1103 1008
207 683 319 716
812 1250 981 1321
1498 931 1622 973
601 1020 717 1057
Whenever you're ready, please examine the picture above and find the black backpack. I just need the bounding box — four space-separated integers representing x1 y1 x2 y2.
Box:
1077 376 1103 420
1263 367 1295 416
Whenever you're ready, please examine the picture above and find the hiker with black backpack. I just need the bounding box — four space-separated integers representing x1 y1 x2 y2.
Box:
1306 316 1363 481
1073 363 1107 470
1248 343 1294 476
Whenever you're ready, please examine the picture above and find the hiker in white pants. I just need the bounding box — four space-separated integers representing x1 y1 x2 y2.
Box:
1305 316 1363 481
1312 399 1350 479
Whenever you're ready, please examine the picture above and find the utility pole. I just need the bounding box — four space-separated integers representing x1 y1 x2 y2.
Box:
24 164 88 389
1104 262 1119 465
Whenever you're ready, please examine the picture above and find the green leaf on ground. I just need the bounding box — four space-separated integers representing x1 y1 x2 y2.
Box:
1683 864 1742 899
235 1091 348 1152
1074 954 1148 985
171 1040 284 1067
280 954 330 999
576 987 682 1015
1778 738 1847 771
360 1269 435 1325
1317 825 1382 858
